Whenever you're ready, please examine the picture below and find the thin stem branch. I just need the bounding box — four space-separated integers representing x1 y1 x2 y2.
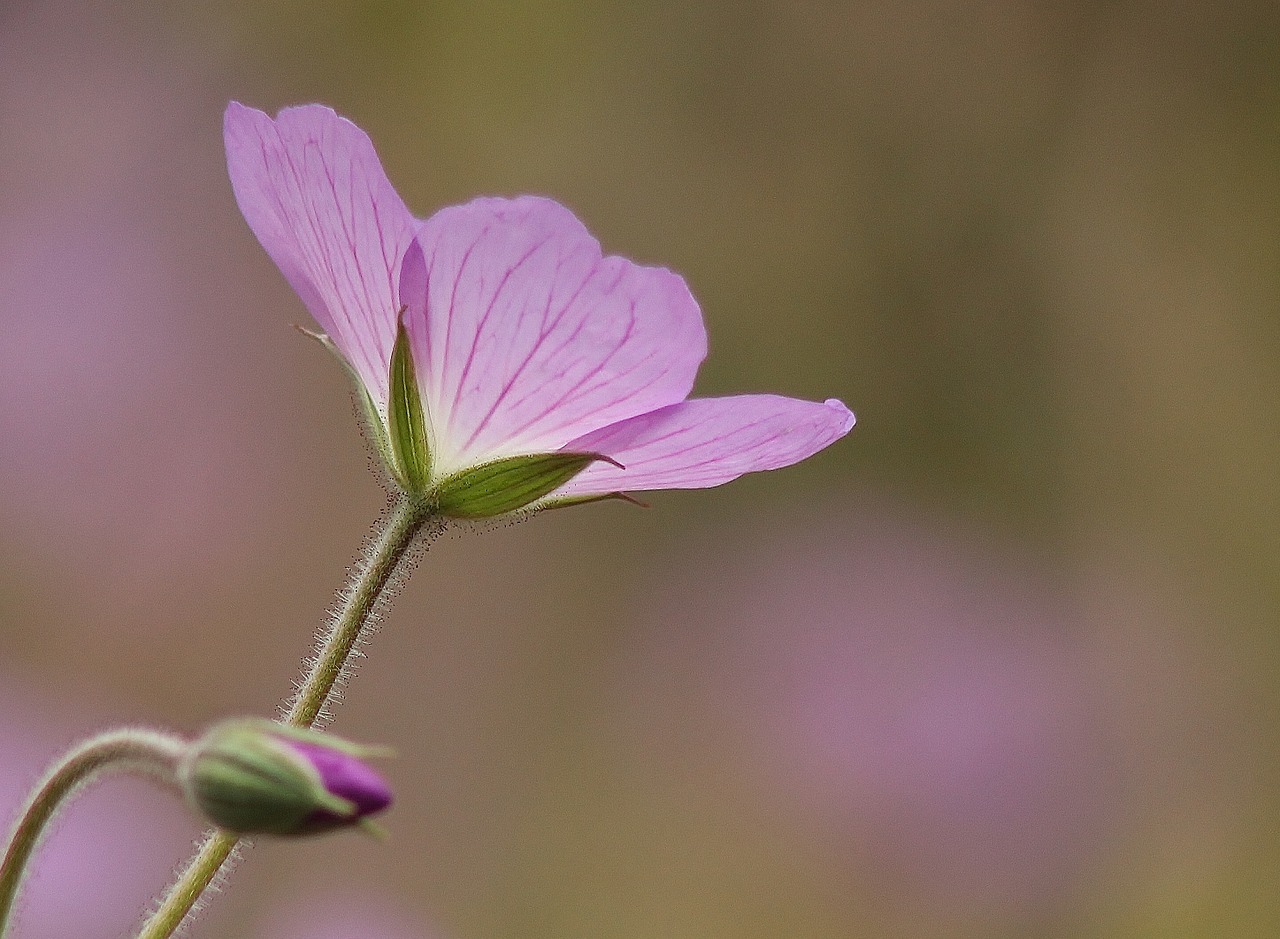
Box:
136 497 434 939
285 497 433 727
133 833 238 939
0 728 186 938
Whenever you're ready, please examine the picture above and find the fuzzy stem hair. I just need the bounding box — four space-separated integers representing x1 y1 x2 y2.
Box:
136 497 436 939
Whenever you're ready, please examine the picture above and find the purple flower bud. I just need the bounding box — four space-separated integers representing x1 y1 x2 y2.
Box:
179 720 394 837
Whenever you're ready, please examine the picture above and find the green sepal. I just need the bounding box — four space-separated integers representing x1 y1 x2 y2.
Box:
256 721 396 760
180 720 343 836
358 817 390 841
433 452 617 518
386 316 432 493
296 325 394 472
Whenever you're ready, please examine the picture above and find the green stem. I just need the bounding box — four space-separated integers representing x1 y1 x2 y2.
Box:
285 497 434 727
0 728 186 938
136 497 434 939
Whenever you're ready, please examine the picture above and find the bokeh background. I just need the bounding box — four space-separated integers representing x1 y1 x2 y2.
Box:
2 1 1278 937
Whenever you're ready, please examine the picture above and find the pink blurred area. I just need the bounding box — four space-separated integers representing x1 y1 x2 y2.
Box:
615 503 1119 930
0 1 302 627
254 892 439 939
0 674 194 939
2 1 1278 938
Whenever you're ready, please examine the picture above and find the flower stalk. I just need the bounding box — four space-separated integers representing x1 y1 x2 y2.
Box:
285 497 435 728
0 728 187 937
136 496 434 939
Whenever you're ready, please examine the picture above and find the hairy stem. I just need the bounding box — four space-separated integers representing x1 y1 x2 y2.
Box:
136 497 434 939
285 497 434 727
0 728 186 937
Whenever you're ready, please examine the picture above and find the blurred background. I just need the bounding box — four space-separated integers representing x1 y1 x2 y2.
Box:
1 1 1278 937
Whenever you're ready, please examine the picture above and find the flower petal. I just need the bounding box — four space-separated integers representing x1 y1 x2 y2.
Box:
552 395 855 495
224 102 417 408
399 196 707 475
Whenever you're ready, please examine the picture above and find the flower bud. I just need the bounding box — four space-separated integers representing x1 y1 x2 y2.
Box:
178 719 392 837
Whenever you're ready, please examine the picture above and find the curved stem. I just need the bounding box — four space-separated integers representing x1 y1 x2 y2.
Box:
137 497 434 939
0 728 186 937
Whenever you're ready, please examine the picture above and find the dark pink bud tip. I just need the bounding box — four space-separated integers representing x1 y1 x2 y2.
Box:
285 740 392 831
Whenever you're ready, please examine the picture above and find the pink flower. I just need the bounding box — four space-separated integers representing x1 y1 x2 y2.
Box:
224 103 853 514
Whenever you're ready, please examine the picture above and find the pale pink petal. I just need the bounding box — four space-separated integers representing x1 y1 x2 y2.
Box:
224 102 416 407
554 395 855 495
399 196 706 474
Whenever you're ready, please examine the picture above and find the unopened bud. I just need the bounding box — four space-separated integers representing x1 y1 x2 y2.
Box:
178 719 392 837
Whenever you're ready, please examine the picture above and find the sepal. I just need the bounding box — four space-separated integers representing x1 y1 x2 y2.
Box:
433 452 620 518
386 315 432 493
